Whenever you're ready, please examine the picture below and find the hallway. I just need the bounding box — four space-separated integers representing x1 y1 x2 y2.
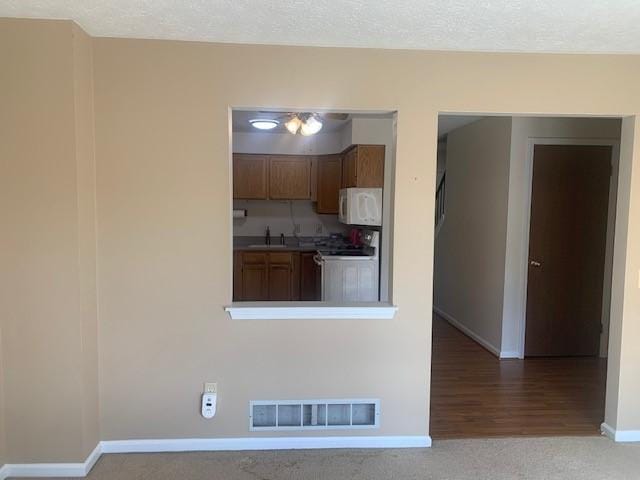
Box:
430 314 607 439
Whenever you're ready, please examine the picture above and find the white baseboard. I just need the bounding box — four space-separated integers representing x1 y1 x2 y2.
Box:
433 307 501 358
0 435 430 478
601 422 640 442
499 350 521 359
101 435 432 453
0 443 102 478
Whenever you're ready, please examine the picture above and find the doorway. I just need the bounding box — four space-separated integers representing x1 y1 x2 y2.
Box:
431 115 620 439
525 145 612 356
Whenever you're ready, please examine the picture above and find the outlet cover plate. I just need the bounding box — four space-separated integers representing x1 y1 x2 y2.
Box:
204 382 217 394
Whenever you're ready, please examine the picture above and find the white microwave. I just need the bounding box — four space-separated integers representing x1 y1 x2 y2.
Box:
338 188 383 226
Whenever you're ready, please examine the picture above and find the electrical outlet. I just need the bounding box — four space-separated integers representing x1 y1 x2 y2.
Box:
315 223 323 235
293 224 301 234
204 382 217 394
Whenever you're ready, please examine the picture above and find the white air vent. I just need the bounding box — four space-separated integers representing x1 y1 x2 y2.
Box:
250 399 380 431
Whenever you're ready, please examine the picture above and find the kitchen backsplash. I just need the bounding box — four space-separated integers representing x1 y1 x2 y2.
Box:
233 200 348 237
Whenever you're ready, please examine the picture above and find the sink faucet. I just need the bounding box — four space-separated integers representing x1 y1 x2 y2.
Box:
280 233 285 245
265 226 271 245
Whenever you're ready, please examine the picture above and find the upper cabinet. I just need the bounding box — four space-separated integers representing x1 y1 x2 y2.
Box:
233 154 269 199
316 154 342 214
233 154 311 200
269 156 311 199
342 145 385 188
233 146 383 202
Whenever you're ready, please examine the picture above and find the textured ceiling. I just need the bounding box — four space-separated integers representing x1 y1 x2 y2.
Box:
3 1 640 53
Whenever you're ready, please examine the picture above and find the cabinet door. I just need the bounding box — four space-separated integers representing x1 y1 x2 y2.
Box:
342 148 358 188
316 155 342 214
269 156 311 199
356 145 385 187
241 252 268 301
242 263 269 301
300 252 321 300
268 262 292 301
233 154 268 199
233 251 242 301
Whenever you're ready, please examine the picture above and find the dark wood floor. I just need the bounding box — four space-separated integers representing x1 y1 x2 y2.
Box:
430 314 607 439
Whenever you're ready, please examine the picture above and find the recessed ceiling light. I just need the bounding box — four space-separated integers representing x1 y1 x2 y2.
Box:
249 119 279 130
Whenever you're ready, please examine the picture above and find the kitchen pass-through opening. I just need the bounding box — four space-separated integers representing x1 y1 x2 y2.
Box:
228 108 397 313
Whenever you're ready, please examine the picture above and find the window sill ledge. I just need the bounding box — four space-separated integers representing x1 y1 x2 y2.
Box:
225 302 398 320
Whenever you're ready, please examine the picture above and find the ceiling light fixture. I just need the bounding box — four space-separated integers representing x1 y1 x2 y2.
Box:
283 113 323 136
249 118 279 130
284 115 302 134
300 114 323 136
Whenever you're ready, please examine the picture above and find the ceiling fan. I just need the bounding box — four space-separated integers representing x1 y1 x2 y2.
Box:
249 111 349 135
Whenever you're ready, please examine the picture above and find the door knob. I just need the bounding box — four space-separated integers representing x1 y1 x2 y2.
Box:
530 260 542 268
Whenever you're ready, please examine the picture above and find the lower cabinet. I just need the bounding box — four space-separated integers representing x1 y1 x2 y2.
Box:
242 262 269 301
234 251 300 301
267 252 300 301
300 252 321 301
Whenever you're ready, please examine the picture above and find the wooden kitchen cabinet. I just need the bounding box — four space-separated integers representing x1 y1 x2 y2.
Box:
315 154 342 214
233 251 300 301
238 252 269 301
341 145 385 188
300 252 321 301
269 156 311 199
267 252 299 301
233 154 269 199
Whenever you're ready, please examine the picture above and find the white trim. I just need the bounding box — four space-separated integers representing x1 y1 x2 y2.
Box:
0 434 430 479
225 302 398 320
518 137 620 358
434 307 501 358
101 435 431 453
601 423 640 442
601 422 616 440
1 443 102 478
499 351 520 359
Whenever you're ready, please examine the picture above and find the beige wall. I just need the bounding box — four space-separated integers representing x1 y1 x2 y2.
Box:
72 23 101 459
91 40 640 442
617 117 640 430
0 18 99 463
606 117 640 431
0 329 5 468
93 39 432 440
1 18 640 462
434 117 513 352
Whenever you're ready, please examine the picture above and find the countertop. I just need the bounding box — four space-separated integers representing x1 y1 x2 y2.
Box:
233 236 330 252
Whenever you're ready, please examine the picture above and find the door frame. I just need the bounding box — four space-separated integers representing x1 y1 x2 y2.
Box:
517 137 620 358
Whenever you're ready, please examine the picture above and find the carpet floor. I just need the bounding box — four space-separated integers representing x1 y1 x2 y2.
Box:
21 436 640 480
